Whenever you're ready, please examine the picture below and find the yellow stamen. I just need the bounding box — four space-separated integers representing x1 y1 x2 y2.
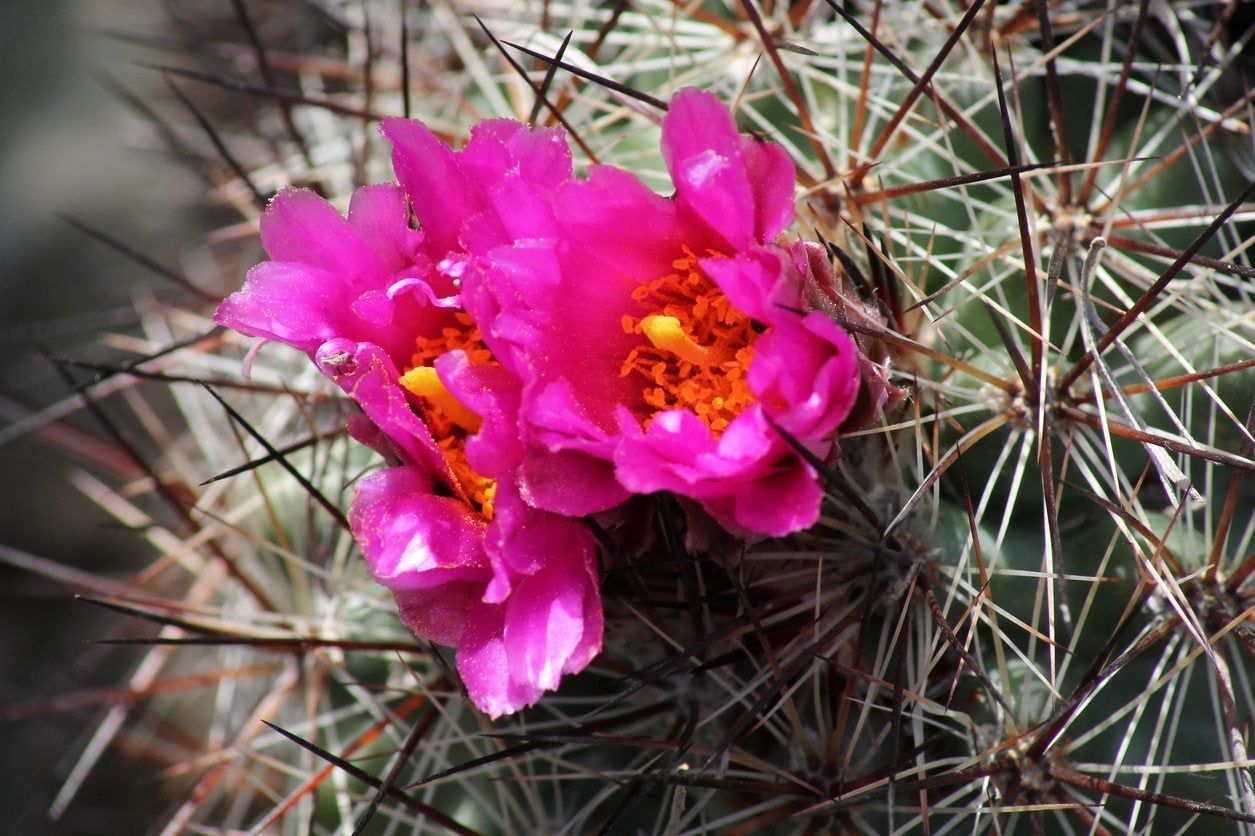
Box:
620 247 757 435
401 313 496 519
640 314 719 366
399 366 482 434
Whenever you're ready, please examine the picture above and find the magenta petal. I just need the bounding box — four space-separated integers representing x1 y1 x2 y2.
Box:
519 448 629 516
503 543 599 692
394 584 478 648
555 166 681 280
349 466 490 592
700 249 791 323
260 188 388 282
347 183 419 272
732 461 824 537
350 289 395 328
436 352 525 478
612 409 723 495
460 119 573 194
484 482 596 596
487 174 560 241
382 117 482 258
741 135 796 242
749 312 860 440
661 88 756 251
315 339 451 482
385 277 459 308
215 261 352 353
458 600 541 718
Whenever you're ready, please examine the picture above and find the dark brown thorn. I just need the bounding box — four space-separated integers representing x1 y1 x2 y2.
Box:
862 0 988 168
93 635 421 652
228 0 310 164
1057 404 1255 472
78 594 224 635
736 0 836 178
200 427 345 485
1078 0 1151 206
1227 551 1255 593
541 0 630 127
261 721 479 836
653 497 706 656
352 708 437 836
1094 83 1255 217
398 0 411 118
140 61 386 120
78 596 408 651
1208 401 1254 583
528 30 573 125
825 0 1014 179
846 0 882 171
841 319 1015 392
1059 176 1255 392
406 700 668 790
163 76 267 208
797 762 1009 818
1034 612 1171 762
1065 481 1184 575
95 72 218 191
886 573 915 831
0 663 276 722
990 45 1044 383
501 39 668 111
769 419 886 534
593 752 669 835
714 542 818 768
200 383 351 530
474 19 599 164
1048 763 1255 824
1104 233 1255 281
57 326 224 391
1032 0 1070 205
42 352 277 610
698 604 863 776
1096 358 1255 401
852 160 1058 206
982 300 1037 400
922 585 1018 718
53 357 294 398
57 214 216 302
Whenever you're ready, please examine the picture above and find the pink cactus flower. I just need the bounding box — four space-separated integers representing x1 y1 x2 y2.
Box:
215 118 601 718
215 87 868 714
460 88 862 537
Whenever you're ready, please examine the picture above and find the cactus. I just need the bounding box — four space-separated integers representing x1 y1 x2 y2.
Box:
7 1 1253 833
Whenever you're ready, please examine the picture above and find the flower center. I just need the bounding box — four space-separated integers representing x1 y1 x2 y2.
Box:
619 247 756 434
399 312 497 519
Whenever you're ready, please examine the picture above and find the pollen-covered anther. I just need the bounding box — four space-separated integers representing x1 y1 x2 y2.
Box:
620 247 757 434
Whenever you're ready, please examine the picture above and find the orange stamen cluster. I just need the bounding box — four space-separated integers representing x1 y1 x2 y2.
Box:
400 313 497 519
620 248 757 434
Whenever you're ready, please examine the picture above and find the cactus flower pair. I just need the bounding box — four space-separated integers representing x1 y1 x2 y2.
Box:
216 89 862 716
